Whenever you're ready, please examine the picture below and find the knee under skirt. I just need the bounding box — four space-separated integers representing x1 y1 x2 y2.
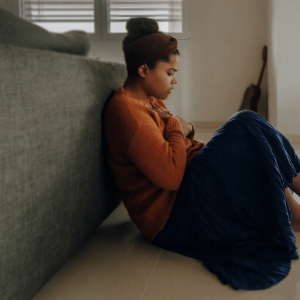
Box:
151 110 300 290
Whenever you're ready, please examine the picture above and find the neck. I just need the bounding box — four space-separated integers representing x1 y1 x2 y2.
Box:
123 78 152 102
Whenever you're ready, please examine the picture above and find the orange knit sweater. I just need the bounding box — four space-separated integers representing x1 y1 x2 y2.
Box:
104 84 206 241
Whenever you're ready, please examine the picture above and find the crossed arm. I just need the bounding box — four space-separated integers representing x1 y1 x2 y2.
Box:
149 103 193 137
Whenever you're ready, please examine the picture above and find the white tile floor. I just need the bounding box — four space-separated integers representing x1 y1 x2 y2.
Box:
33 128 300 300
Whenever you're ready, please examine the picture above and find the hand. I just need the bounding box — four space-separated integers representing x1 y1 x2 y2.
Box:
149 103 173 120
149 103 193 137
176 116 193 137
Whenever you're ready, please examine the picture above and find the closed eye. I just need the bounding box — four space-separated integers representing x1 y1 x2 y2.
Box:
168 73 174 76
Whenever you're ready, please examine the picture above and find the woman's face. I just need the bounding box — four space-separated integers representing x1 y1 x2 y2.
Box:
142 54 180 100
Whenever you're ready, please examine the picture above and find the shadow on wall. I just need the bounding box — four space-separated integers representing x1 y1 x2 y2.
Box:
257 88 268 121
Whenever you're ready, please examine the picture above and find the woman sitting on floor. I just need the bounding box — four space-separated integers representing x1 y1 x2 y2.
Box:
103 17 300 291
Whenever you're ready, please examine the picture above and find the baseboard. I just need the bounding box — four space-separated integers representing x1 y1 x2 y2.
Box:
285 135 300 143
192 122 300 143
191 121 226 128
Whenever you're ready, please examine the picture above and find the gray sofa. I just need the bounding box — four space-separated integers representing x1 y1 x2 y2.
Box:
0 28 126 300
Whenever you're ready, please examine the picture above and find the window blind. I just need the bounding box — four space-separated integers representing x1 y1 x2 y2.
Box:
20 0 95 33
108 0 183 33
19 0 184 35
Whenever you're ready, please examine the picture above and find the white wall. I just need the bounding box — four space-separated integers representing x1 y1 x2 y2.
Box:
266 0 277 129
187 0 268 125
267 0 300 137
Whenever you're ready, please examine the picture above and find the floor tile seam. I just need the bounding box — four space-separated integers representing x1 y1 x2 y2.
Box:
139 249 163 300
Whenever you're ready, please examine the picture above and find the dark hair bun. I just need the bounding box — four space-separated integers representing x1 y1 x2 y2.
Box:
126 17 159 35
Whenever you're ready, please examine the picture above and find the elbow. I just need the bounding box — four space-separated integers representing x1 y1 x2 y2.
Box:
171 185 181 191
160 176 182 191
170 180 182 191
155 163 185 191
167 166 185 190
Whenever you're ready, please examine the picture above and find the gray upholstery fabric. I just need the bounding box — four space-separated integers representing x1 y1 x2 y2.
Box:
0 43 126 300
0 7 91 56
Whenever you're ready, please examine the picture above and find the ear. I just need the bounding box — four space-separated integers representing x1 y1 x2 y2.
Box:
137 64 148 78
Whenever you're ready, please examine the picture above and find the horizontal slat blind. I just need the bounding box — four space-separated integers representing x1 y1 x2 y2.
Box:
19 0 183 34
20 0 95 33
21 1 94 22
108 0 182 33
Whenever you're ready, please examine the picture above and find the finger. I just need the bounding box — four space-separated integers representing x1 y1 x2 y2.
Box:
149 104 159 110
153 104 163 111
150 103 158 108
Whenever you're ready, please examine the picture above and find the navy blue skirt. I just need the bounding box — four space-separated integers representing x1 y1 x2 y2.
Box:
151 110 300 290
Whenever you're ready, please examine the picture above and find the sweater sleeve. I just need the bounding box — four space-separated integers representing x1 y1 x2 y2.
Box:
126 116 187 191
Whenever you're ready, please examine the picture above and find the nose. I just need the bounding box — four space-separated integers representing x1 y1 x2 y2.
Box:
172 76 178 84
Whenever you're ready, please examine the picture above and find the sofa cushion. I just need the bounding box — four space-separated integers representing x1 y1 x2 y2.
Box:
0 43 126 300
0 7 91 56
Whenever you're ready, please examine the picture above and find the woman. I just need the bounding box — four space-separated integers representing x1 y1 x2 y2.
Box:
103 17 300 290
